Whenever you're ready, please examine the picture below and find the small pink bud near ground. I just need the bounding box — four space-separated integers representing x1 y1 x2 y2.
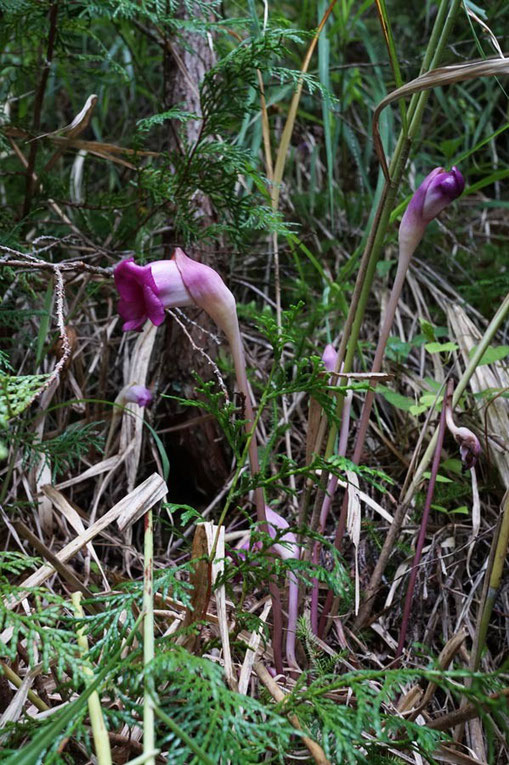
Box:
124 384 153 407
322 343 338 373
398 166 465 261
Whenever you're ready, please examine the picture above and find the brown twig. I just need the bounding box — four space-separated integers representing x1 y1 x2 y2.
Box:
427 687 509 731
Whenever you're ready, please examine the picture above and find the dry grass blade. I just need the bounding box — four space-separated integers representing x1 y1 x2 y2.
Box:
120 323 158 493
41 484 109 588
179 524 212 651
373 56 509 178
54 456 123 489
238 600 272 695
203 522 236 691
4 473 167 610
253 662 331 765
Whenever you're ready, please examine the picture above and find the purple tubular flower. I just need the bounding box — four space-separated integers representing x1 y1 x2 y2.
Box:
399 166 465 260
172 248 238 340
322 344 338 373
124 384 153 407
454 426 481 471
234 506 300 671
113 250 238 340
458 428 481 471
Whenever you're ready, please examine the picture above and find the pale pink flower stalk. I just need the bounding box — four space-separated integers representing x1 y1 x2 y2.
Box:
237 506 300 670
444 380 480 471
115 250 284 672
322 343 339 373
352 168 465 468
310 345 353 634
319 168 465 634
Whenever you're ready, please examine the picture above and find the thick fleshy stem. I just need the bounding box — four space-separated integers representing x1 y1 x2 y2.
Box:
395 384 448 663
310 387 353 635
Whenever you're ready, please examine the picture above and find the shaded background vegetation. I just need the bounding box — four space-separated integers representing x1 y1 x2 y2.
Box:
1 0 508 762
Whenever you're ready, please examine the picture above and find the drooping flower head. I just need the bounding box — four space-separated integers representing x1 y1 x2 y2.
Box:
114 248 237 339
454 426 481 471
123 384 153 407
399 167 465 260
444 380 481 471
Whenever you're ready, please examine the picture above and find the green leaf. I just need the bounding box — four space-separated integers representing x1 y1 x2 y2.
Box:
378 386 415 412
424 341 459 354
136 106 198 132
423 471 453 483
468 344 509 366
419 318 436 344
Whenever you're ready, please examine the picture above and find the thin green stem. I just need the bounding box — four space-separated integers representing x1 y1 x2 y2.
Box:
71 592 112 765
473 490 509 671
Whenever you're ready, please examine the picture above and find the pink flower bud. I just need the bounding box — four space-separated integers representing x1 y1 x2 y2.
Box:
454 426 481 471
444 382 481 471
172 248 238 341
322 344 338 373
399 167 465 260
124 384 153 407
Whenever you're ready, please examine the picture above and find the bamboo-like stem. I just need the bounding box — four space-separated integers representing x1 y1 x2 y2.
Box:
469 489 509 675
143 509 155 765
0 662 49 712
395 393 448 662
350 253 413 467
71 592 112 765
452 490 509 740
316 0 462 467
316 0 462 634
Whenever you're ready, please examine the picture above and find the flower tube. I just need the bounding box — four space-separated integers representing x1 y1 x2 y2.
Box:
351 167 466 466
320 168 466 632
